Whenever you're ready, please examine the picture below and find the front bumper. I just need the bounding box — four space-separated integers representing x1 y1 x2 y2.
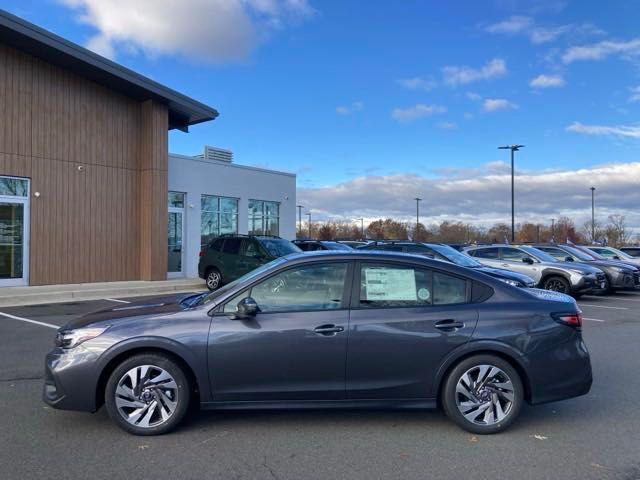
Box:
572 272 607 295
608 270 640 290
43 347 100 412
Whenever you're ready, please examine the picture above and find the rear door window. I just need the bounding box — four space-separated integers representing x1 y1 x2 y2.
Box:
222 238 242 255
472 247 499 259
501 248 530 261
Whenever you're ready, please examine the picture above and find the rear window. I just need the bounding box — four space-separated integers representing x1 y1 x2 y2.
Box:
259 238 301 257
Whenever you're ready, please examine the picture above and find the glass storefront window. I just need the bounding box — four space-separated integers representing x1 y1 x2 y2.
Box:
248 200 280 236
168 192 185 208
201 195 238 246
0 177 28 197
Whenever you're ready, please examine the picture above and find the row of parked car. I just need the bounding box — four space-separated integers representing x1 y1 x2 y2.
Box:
198 235 640 298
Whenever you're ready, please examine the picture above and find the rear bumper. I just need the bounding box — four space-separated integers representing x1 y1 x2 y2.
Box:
528 334 592 405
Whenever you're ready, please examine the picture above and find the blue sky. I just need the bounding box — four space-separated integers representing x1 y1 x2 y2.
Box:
4 1 640 229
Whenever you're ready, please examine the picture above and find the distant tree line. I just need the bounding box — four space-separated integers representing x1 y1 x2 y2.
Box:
296 214 638 247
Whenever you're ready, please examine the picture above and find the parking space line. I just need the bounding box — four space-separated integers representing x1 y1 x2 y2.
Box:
104 298 131 304
579 304 628 310
604 297 640 303
583 317 606 322
0 311 58 329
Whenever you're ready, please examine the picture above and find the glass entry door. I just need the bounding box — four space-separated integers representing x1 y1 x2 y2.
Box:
0 180 30 286
167 192 185 278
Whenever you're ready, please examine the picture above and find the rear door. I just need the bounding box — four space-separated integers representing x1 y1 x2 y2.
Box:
220 237 243 279
469 247 502 268
346 261 478 399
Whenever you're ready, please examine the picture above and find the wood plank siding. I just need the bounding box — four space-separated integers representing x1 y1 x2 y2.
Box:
0 43 169 285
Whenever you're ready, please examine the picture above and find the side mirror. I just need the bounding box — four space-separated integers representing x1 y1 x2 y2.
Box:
522 257 534 264
613 255 620 260
564 256 574 262
234 297 259 319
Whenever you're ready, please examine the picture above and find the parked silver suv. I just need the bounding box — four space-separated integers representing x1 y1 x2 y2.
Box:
464 244 606 297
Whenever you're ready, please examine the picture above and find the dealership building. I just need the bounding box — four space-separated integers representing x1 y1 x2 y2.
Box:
0 10 295 287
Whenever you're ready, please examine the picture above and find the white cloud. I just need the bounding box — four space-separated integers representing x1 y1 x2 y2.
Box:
562 38 640 63
530 74 565 88
391 104 447 123
629 86 640 103
436 121 457 130
60 0 315 62
297 162 640 229
485 15 533 35
484 16 604 45
567 122 640 139
482 98 518 112
466 92 482 101
396 77 437 91
442 58 507 86
336 101 364 115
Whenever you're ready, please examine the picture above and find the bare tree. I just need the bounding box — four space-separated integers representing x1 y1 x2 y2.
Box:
605 214 631 247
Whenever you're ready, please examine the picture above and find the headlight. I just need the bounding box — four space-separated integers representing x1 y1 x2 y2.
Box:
55 326 110 349
498 278 521 287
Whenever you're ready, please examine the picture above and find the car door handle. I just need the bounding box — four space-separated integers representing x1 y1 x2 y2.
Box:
313 324 345 336
434 319 465 331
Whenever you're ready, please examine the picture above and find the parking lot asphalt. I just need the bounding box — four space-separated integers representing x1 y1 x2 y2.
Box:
1 292 639 480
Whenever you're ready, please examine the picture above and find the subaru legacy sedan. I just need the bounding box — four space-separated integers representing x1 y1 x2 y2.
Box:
44 251 592 436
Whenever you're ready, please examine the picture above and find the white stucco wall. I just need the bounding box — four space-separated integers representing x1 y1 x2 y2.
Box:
168 153 296 278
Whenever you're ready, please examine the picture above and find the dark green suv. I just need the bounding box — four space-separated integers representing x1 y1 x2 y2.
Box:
198 235 301 290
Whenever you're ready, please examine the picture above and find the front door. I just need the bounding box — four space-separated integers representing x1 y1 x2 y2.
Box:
208 261 351 401
167 192 185 278
347 261 478 399
0 177 30 287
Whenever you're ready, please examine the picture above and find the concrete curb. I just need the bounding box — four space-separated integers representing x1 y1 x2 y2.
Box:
0 280 207 307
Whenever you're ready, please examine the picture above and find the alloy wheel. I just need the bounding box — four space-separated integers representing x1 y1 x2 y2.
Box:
115 365 179 428
455 364 515 426
206 271 221 290
545 278 568 293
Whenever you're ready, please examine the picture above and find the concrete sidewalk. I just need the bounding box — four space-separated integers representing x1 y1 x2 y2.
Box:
0 278 207 307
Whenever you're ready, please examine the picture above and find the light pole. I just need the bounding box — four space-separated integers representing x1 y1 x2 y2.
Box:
590 187 596 243
306 212 312 239
551 218 556 243
498 145 524 242
414 197 422 241
296 205 304 238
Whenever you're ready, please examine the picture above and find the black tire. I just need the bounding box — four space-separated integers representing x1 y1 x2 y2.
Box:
205 267 222 291
442 354 524 435
105 353 191 436
542 275 571 294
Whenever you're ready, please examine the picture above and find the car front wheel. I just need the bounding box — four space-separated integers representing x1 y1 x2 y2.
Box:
105 353 190 435
442 354 523 434
543 275 570 294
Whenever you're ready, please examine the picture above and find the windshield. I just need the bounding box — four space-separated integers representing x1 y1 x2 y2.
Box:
198 257 287 306
259 238 302 257
561 245 594 261
322 242 353 251
520 246 558 263
577 246 604 260
429 244 480 267
609 247 634 259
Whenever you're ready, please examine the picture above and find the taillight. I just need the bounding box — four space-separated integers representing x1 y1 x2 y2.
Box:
552 312 582 328
199 250 205 257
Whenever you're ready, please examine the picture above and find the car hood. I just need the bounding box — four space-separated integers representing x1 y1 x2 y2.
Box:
580 259 638 272
545 261 601 274
62 294 191 330
474 266 534 284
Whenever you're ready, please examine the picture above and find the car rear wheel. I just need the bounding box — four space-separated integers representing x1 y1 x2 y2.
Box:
442 354 523 434
105 353 190 436
543 275 570 294
205 268 222 291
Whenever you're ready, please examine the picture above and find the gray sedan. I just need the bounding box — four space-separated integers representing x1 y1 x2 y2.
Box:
44 251 592 436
